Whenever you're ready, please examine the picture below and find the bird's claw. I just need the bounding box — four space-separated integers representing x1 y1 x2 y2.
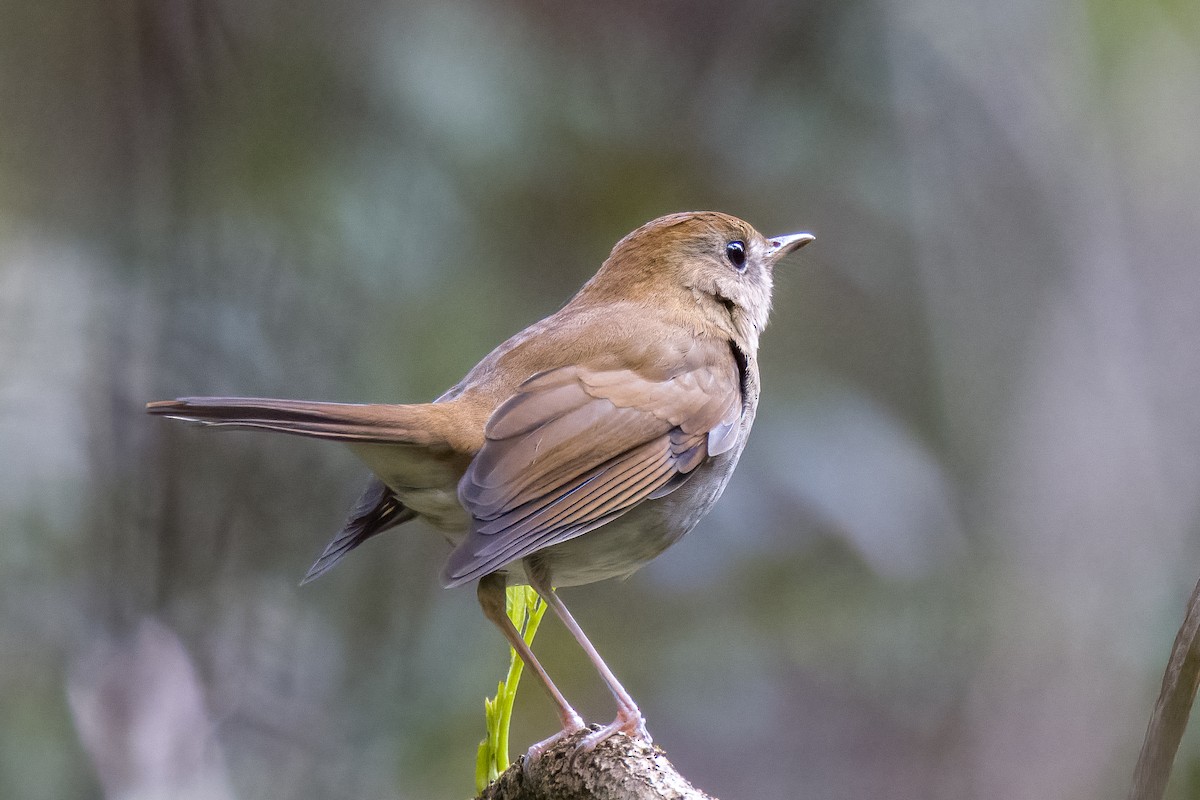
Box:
567 708 651 768
523 713 587 766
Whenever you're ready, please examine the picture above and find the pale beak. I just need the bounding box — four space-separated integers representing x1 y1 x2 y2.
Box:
767 232 816 263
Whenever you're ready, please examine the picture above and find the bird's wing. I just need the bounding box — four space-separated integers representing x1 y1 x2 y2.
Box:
301 478 418 584
441 341 743 587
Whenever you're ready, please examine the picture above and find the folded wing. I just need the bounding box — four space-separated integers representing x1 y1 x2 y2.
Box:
442 344 743 587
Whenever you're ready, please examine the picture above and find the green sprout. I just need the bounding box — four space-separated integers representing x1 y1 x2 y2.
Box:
475 585 547 792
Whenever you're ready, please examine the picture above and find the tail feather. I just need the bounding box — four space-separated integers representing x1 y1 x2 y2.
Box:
146 397 450 447
148 396 471 582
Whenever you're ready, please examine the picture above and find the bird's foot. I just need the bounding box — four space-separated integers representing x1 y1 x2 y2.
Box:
523 712 587 764
575 707 651 753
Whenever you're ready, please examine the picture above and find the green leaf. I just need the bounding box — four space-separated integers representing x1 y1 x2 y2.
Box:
475 586 549 792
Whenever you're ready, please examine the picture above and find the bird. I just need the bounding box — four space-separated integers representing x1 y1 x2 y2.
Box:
147 211 814 753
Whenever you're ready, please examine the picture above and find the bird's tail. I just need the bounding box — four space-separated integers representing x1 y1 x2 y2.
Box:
145 396 457 448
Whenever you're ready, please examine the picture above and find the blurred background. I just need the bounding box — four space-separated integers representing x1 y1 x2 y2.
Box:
2 0 1199 797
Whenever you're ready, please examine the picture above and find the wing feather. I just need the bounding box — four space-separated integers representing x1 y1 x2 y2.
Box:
441 343 743 587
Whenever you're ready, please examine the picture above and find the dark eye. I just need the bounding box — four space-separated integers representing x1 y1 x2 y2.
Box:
725 240 746 271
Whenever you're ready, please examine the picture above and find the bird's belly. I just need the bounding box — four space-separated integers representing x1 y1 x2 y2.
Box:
521 449 741 587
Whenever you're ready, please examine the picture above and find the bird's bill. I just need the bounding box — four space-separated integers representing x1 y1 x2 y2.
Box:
766 232 815 262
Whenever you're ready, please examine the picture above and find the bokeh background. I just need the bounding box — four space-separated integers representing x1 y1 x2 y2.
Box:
3 0 1200 798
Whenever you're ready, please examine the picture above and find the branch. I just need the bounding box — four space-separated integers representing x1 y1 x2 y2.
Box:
478 730 716 800
1128 574 1200 800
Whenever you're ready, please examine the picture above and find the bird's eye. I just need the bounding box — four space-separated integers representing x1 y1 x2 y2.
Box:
725 240 747 271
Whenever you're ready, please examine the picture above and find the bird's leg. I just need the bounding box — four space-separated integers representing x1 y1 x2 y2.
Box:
526 564 651 751
477 573 585 757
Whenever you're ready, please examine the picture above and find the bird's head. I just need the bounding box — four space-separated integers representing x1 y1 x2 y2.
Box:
585 211 814 352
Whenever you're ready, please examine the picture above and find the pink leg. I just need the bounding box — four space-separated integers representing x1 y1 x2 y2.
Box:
526 566 651 750
477 573 585 751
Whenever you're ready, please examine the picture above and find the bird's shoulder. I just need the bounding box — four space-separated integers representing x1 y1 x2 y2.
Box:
444 299 739 409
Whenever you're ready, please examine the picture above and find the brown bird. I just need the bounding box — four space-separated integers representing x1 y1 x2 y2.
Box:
147 211 813 753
